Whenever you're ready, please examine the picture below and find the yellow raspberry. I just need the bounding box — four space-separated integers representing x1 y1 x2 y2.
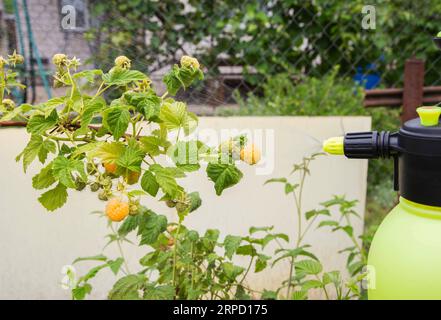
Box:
114 56 131 69
180 55 200 69
105 198 129 222
52 54 68 66
240 144 261 165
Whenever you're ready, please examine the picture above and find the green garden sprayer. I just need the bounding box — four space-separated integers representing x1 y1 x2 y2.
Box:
323 35 441 300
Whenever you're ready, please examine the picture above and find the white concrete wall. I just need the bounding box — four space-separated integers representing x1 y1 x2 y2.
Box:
0 116 370 299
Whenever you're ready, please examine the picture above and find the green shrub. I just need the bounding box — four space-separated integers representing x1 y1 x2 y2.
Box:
217 67 364 117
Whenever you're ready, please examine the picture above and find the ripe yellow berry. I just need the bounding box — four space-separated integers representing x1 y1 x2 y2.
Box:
240 144 261 165
105 198 129 222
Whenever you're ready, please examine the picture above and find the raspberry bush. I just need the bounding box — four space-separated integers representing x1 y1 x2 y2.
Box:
1 53 287 300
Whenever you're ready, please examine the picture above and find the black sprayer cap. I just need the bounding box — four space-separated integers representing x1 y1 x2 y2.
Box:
341 106 441 207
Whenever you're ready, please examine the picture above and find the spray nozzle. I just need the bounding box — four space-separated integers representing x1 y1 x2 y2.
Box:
323 137 344 155
323 131 397 159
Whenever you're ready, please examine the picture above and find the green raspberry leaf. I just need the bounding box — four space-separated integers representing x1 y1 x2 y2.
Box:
104 106 130 140
140 170 159 197
124 91 161 120
108 274 146 300
206 163 243 195
224 235 242 260
159 101 197 135
27 109 58 135
103 68 146 86
139 213 168 245
17 135 56 172
143 284 175 300
116 139 144 172
52 156 87 188
38 183 68 211
32 162 56 190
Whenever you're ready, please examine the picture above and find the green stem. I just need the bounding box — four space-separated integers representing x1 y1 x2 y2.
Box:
286 256 294 299
172 219 182 295
316 274 330 299
110 223 131 274
239 256 255 285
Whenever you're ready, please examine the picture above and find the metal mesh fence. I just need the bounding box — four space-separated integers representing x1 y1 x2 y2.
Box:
2 0 441 107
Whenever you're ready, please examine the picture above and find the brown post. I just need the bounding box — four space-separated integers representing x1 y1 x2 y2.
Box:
401 58 425 123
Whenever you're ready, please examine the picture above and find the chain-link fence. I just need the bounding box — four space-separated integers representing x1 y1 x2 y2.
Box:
2 0 441 108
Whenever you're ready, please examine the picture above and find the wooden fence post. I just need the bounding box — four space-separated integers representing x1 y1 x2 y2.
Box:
401 58 425 123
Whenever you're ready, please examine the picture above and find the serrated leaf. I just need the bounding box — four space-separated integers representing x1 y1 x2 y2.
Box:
159 101 197 135
103 68 146 86
32 162 56 190
255 254 270 273
0 103 32 121
302 279 323 290
27 109 58 135
295 259 323 275
38 183 68 211
317 220 339 228
141 170 159 197
108 274 146 300
222 262 244 281
224 235 242 259
72 284 92 300
292 290 308 300
75 98 105 136
38 139 56 164
116 140 144 172
108 258 124 275
124 91 161 120
322 271 341 286
104 107 130 140
249 226 274 234
236 244 257 256
206 163 243 196
91 142 125 164
143 284 175 300
305 209 330 220
73 69 103 83
37 97 65 117
52 156 86 188
139 136 161 156
18 135 42 172
139 213 168 245
118 214 140 237
261 290 277 300
150 166 180 198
